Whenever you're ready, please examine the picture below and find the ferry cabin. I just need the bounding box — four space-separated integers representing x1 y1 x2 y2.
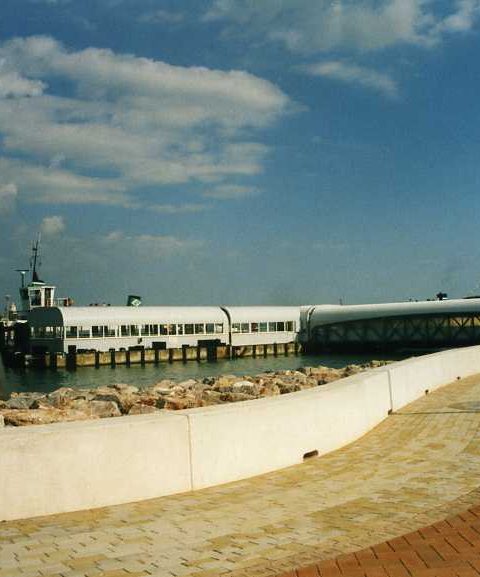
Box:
27 306 301 354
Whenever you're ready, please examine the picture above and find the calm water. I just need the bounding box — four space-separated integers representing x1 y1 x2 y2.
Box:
2 352 409 397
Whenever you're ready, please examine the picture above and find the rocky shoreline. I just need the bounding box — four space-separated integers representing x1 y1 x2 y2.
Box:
0 361 391 427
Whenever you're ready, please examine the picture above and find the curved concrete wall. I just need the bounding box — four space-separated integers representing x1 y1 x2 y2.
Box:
2 345 480 521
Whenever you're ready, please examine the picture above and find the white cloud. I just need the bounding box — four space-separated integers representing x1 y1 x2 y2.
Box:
204 184 259 199
103 231 204 257
435 0 480 34
0 36 291 207
205 0 480 53
1 37 289 128
0 182 18 214
303 61 398 98
0 157 131 206
0 59 46 98
40 215 65 236
149 203 210 214
138 10 185 25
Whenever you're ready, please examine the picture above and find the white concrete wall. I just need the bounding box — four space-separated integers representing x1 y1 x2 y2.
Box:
186 370 390 489
0 412 191 521
2 345 480 521
387 346 480 410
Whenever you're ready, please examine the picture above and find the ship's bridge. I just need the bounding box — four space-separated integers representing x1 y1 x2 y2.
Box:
302 298 480 351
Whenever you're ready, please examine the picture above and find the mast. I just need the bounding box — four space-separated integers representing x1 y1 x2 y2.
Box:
30 235 43 283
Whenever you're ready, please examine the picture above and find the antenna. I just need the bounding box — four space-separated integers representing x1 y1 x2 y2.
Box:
16 269 29 288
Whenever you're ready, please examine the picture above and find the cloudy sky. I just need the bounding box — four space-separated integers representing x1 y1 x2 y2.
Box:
1 0 480 306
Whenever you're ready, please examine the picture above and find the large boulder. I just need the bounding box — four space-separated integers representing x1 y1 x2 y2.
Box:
177 379 197 390
259 382 281 396
200 390 223 406
5 393 45 410
150 380 175 395
134 391 167 409
128 404 161 415
219 392 256 403
231 380 259 396
341 365 364 377
47 387 80 408
1 408 93 426
213 375 238 390
111 383 139 395
92 392 135 414
70 399 121 418
276 381 302 394
164 396 197 411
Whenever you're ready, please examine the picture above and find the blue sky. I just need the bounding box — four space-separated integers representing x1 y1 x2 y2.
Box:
1 0 480 306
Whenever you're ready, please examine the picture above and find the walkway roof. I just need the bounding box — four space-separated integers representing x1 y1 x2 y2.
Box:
309 298 480 326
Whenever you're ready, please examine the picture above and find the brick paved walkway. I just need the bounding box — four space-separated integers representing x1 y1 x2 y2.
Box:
276 504 480 577
2 375 480 577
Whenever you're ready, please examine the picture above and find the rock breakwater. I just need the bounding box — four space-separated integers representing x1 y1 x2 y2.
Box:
0 361 391 427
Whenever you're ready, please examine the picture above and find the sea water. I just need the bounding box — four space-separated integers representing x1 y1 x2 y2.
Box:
3 352 408 397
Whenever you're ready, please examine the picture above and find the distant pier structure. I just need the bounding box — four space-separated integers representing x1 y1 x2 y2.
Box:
301 298 480 352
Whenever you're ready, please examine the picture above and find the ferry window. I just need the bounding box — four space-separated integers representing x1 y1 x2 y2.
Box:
130 325 139 336
195 324 204 334
232 323 240 333
105 326 116 337
259 322 268 332
215 323 223 333
79 327 90 338
177 324 184 335
251 323 258 333
31 290 41 307
168 324 177 335
36 327 45 338
45 326 54 336
269 322 277 332
185 324 194 335
92 326 103 338
241 323 249 333
30 327 35 337
150 325 158 335
206 323 215 334
66 326 77 338
141 325 149 336
121 325 130 337
277 321 285 332
45 288 52 307
286 321 294 332
159 324 168 335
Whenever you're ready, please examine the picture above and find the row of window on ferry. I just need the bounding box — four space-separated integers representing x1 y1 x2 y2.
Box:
31 320 296 339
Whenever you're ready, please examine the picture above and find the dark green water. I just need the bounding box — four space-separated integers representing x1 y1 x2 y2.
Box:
2 352 408 397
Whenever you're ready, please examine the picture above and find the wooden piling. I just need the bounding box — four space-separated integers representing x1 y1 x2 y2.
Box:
67 347 77 370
